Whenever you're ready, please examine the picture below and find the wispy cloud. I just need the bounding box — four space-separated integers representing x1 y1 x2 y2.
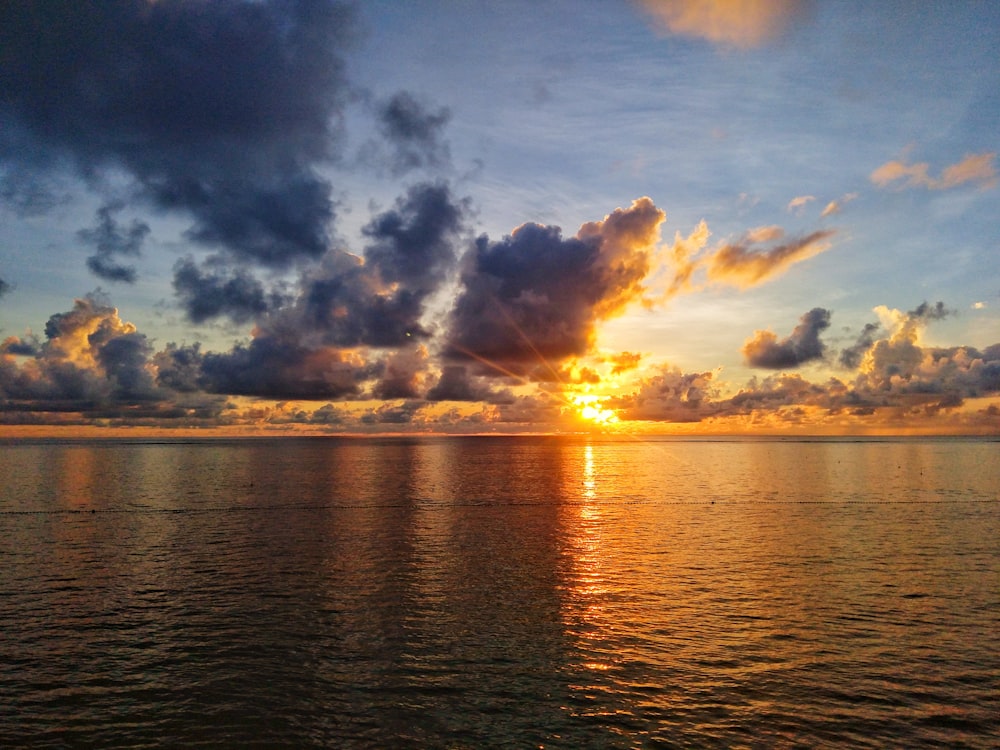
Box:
706 228 834 287
820 192 857 217
871 153 997 191
787 195 815 213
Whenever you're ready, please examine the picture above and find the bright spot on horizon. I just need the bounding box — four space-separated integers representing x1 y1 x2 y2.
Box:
575 395 620 425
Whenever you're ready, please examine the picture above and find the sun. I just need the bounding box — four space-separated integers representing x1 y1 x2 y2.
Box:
574 395 619 425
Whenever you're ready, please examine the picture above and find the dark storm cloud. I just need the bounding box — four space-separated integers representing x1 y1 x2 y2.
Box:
78 203 149 283
173 257 285 324
742 307 831 369
444 197 664 372
1 335 39 356
909 300 952 322
153 343 206 394
283 182 466 347
0 277 10 299
198 338 372 400
164 182 467 400
0 0 353 267
425 365 515 404
376 91 452 176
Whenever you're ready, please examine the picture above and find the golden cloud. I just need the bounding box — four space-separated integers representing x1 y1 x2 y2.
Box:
636 0 808 48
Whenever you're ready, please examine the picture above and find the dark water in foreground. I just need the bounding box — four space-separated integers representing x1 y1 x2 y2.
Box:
1 436 998 748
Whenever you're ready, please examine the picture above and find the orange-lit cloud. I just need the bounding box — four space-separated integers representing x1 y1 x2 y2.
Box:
661 221 833 296
610 300 999 433
821 192 857 217
636 0 809 49
443 197 665 371
787 195 815 212
871 152 997 191
706 228 834 287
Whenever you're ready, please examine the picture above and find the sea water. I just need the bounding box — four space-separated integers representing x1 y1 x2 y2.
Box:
1 436 997 748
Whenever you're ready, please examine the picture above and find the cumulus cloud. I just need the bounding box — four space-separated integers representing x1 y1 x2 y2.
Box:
0 295 223 422
160 182 470 401
871 152 997 191
611 365 720 422
614 300 998 429
636 0 810 48
444 197 665 372
742 307 831 369
272 181 467 349
1 335 39 357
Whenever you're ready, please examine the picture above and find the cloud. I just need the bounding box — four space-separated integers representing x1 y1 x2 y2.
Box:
0 0 354 268
838 322 882 369
375 91 452 176
608 351 643 375
871 152 997 191
271 181 467 348
611 365 720 422
1 335 39 356
425 365 514 404
76 203 150 284
636 0 810 48
0 278 10 299
742 307 831 368
821 192 857 217
172 257 284 324
372 346 429 400
0 295 223 422
787 195 815 212
165 182 470 400
443 197 665 372
660 220 833 299
613 300 999 429
665 219 711 297
198 338 374 400
706 228 834 287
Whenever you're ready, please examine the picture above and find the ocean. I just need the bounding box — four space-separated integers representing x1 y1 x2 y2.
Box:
1 435 997 748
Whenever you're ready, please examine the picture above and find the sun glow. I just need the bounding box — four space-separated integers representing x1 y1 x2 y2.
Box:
574 395 620 425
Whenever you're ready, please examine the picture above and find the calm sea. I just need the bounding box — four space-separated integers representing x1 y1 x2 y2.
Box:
1 436 997 748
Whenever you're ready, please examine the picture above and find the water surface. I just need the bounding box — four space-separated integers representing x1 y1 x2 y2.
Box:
1 436 997 747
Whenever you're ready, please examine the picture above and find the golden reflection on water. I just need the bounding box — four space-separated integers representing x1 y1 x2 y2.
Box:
563 442 622 677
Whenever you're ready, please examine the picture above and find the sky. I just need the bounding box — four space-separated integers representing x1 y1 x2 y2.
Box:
1 0 998 436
